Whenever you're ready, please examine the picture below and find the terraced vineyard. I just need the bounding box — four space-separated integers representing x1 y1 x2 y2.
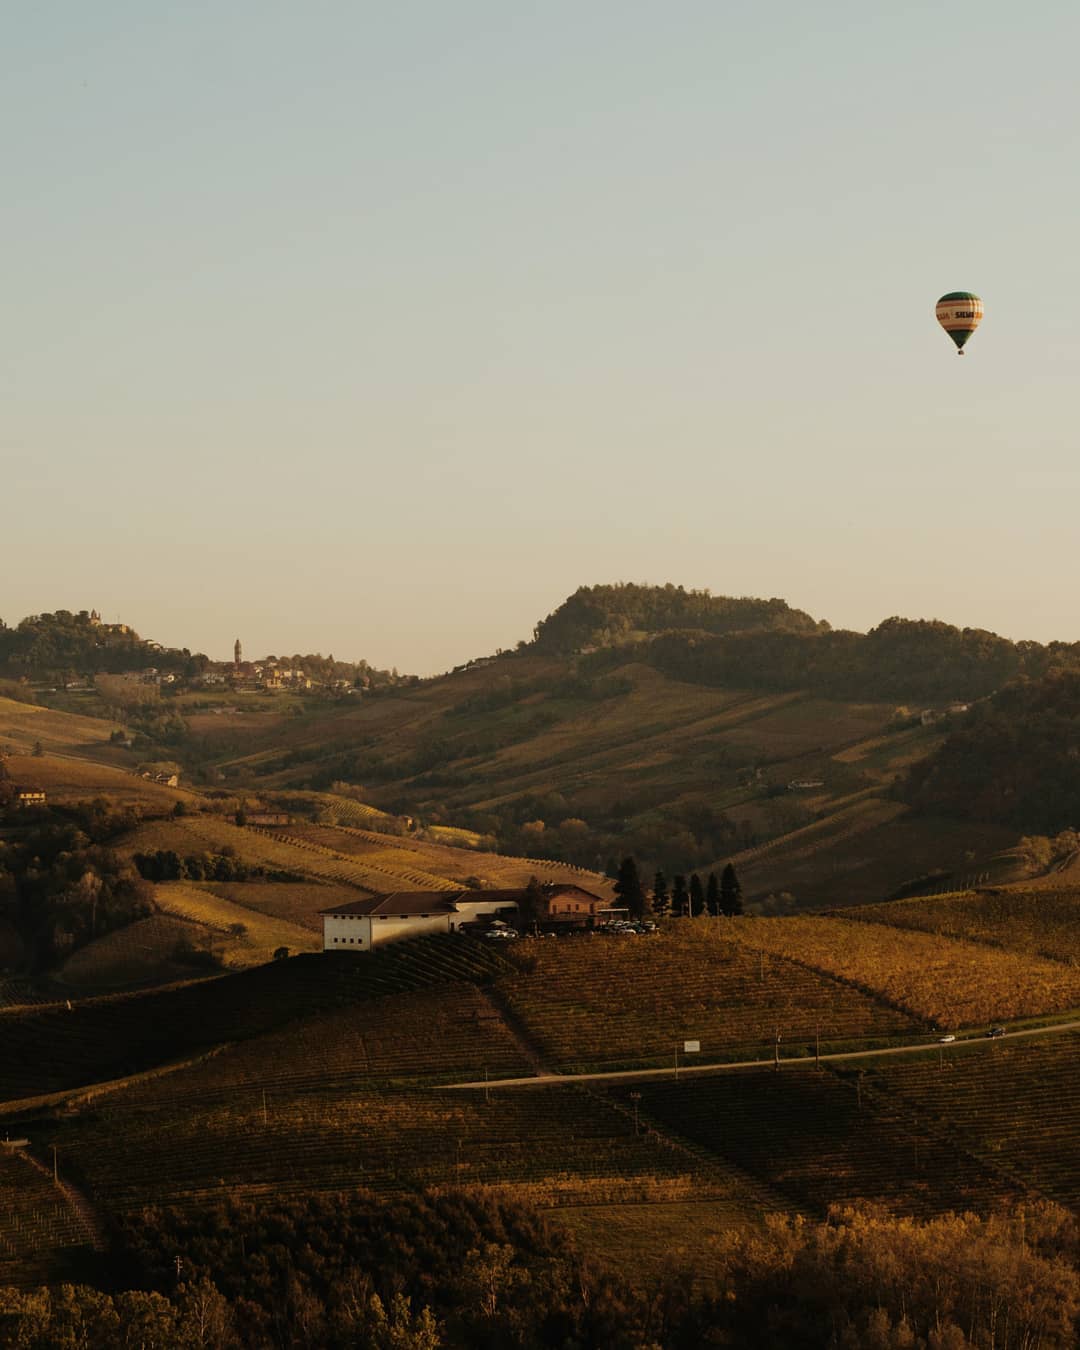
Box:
849 888 1080 966
0 978 58 1011
728 796 907 870
154 882 320 964
46 1083 718 1217
613 1065 1019 1218
252 826 461 892
262 790 396 826
495 929 922 1073
121 983 535 1095
867 1032 1080 1209
0 939 511 1104
0 1149 98 1288
727 916 1080 1028
201 881 357 931
264 821 607 893
56 914 203 992
124 813 599 900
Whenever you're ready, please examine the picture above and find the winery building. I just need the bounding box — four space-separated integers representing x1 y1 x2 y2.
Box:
321 884 609 951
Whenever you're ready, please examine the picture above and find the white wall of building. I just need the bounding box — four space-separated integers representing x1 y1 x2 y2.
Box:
322 898 520 952
368 913 452 945
323 913 373 951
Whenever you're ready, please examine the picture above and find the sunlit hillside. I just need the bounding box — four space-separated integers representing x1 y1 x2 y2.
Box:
194 653 1015 907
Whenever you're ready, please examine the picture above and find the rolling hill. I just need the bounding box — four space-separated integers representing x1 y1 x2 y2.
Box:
11 585 1080 912
2 892 1077 1301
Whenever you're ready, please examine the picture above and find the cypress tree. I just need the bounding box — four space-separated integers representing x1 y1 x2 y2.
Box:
689 873 705 917
651 870 670 918
519 876 545 931
706 871 721 917
720 862 743 916
613 856 646 920
671 874 689 918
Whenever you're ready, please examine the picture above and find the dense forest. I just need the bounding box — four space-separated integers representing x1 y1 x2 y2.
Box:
903 669 1080 831
0 611 205 681
0 799 154 970
2 1189 1076 1347
637 618 1080 705
530 586 1080 705
531 583 828 653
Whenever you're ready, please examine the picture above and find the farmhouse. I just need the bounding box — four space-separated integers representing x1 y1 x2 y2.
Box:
321 884 609 951
15 790 46 808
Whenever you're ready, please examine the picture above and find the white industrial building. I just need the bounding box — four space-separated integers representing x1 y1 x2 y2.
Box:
320 885 609 951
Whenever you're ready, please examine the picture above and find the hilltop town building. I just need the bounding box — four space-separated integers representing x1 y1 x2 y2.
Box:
321 884 609 951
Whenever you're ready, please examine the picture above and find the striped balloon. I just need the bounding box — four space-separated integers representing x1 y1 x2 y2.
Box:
936 292 983 355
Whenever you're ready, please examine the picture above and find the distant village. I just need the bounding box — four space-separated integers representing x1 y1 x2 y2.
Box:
62 617 374 697
191 640 362 695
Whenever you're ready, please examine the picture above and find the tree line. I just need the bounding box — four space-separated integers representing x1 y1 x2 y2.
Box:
612 857 744 918
0 803 154 971
1 1189 1075 1347
0 609 206 681
531 582 826 654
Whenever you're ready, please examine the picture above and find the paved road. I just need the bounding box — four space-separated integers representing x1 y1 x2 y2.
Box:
445 1018 1080 1090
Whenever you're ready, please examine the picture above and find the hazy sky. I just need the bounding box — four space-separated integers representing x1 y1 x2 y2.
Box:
6 2 1080 673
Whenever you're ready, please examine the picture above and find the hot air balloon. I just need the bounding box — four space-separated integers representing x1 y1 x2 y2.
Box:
936 292 983 355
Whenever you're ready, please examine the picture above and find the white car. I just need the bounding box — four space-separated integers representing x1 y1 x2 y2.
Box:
938 1034 956 1044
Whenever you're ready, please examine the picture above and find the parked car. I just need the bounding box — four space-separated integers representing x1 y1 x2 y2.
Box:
986 1026 1006 1038
938 1034 956 1044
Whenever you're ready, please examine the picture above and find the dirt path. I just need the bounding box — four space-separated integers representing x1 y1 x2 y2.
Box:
444 1017 1080 1089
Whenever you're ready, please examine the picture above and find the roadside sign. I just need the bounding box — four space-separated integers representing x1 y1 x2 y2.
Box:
683 1040 700 1054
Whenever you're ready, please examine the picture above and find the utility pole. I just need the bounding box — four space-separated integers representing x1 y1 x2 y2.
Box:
815 1023 821 1070
774 1027 781 1071
629 1091 642 1134
484 1066 489 1105
674 1044 679 1082
261 1090 268 1127
52 1145 58 1185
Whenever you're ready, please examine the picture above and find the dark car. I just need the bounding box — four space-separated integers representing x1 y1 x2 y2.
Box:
986 1026 1006 1038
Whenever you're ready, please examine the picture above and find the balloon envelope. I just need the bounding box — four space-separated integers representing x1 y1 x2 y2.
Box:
936 292 983 353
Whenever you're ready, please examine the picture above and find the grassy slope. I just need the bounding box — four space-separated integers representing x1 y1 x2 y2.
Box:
0 696 121 761
2 751 194 810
